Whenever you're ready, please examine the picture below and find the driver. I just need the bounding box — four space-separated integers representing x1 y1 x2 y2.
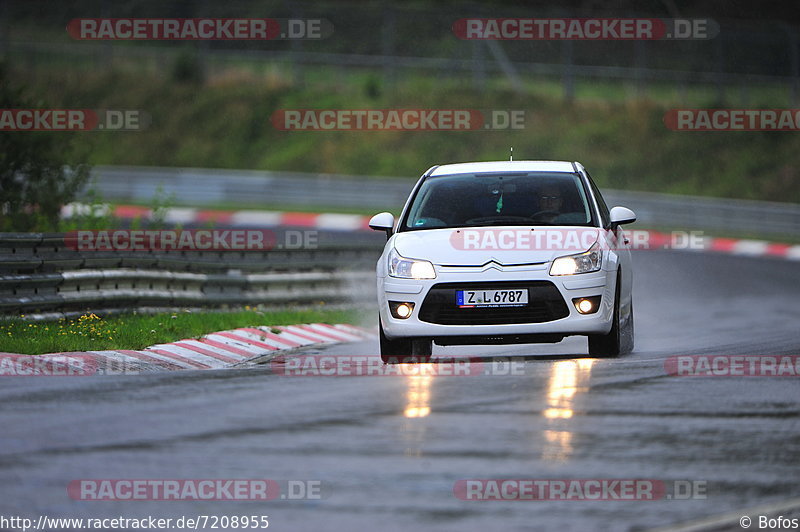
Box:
533 184 564 223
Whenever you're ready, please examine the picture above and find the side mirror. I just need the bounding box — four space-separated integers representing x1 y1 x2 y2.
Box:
609 206 637 226
369 212 395 239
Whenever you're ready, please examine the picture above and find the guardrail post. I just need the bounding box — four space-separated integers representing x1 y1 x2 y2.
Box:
635 40 647 99
713 35 725 103
562 40 575 103
382 5 397 89
788 27 799 107
472 41 486 91
290 2 305 88
0 0 8 60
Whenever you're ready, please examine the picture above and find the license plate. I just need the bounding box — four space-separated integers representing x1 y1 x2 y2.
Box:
456 289 528 308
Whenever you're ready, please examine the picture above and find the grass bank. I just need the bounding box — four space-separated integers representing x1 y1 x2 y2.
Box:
0 307 367 355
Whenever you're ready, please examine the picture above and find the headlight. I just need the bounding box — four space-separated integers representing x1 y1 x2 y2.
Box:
550 242 602 275
388 248 436 279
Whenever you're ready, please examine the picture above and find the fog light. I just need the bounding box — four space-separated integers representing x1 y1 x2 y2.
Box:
389 301 415 319
573 296 601 315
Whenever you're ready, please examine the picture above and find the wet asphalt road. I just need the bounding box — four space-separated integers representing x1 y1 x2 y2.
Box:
0 250 798 531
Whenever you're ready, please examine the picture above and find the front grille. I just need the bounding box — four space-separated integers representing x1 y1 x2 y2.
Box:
418 281 569 325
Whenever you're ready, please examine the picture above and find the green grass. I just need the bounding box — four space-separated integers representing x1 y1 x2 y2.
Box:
0 307 368 355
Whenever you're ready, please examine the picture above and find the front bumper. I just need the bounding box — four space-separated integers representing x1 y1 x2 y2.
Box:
378 264 615 341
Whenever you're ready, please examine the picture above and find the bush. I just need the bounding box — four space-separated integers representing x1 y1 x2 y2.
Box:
172 50 205 85
0 63 91 231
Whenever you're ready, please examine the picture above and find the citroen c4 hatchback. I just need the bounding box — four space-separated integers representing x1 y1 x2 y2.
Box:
369 160 637 362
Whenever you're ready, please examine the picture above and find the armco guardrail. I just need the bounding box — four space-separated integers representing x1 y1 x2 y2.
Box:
88 166 415 211
86 166 800 237
600 190 800 237
0 233 380 316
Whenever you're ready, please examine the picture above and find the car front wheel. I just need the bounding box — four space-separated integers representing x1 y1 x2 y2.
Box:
588 271 634 357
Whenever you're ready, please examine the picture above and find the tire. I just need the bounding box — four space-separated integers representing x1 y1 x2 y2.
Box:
588 271 634 357
379 318 432 364
621 300 634 354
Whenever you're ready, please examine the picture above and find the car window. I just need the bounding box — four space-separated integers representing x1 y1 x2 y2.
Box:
401 172 593 231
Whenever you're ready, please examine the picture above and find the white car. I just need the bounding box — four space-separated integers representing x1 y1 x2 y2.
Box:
369 160 636 362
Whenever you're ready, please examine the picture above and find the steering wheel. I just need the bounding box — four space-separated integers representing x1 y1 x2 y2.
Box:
530 210 561 222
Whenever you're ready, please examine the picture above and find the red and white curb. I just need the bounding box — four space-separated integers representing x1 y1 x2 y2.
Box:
62 203 800 261
62 203 373 232
0 323 375 375
704 237 800 259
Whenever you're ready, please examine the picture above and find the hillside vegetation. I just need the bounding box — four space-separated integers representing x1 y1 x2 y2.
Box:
12 65 800 203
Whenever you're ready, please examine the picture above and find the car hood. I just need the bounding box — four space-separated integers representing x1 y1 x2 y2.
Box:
392 226 602 266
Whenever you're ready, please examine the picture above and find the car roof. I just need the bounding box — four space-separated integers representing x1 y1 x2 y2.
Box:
428 160 578 176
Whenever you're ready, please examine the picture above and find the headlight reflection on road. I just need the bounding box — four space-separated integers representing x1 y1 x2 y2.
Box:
542 430 573 462
404 367 434 418
402 366 435 458
541 359 595 461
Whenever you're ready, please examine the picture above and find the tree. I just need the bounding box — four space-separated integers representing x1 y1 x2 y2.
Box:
0 63 91 231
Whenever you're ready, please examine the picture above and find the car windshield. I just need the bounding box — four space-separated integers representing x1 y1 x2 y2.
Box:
401 172 594 231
